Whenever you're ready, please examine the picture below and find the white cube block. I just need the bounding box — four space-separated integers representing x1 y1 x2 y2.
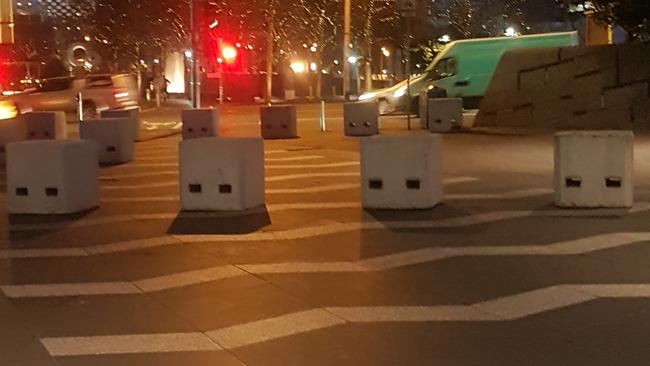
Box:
79 118 134 164
554 130 634 208
0 117 26 164
6 140 99 214
344 101 379 136
181 109 220 140
260 105 298 139
180 137 264 211
361 134 442 209
428 98 463 133
24 111 67 140
101 108 140 141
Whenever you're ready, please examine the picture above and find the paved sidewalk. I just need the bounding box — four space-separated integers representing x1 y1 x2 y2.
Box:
2 105 650 365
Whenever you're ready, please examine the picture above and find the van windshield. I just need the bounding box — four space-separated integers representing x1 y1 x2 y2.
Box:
427 57 457 80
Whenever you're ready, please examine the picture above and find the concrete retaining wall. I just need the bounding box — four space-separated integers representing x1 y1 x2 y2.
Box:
476 42 650 130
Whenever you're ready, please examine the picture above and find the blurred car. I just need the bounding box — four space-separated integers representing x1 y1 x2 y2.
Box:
4 74 138 120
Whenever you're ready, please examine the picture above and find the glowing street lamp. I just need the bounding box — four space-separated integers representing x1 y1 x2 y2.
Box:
504 27 519 37
381 47 390 57
290 61 306 73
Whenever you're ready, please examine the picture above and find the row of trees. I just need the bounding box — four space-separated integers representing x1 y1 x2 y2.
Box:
21 0 650 78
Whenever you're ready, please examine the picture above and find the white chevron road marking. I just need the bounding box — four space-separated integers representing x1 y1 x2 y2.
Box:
5 232 650 297
132 155 324 163
101 172 476 190
100 185 547 203
38 284 650 356
109 161 360 169
40 333 222 357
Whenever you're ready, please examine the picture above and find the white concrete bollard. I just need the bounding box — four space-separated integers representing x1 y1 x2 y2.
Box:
428 98 463 133
344 101 379 136
79 118 134 164
361 134 442 209
260 105 298 139
554 130 634 208
24 111 67 140
0 117 26 165
179 137 265 211
6 140 99 214
101 108 141 141
181 109 220 140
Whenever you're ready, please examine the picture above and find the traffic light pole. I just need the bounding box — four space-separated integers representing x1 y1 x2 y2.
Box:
342 0 351 100
190 0 199 108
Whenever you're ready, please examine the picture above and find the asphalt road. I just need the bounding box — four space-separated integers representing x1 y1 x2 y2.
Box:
2 102 650 365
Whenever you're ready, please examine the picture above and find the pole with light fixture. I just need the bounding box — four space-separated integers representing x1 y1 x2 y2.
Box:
342 0 351 100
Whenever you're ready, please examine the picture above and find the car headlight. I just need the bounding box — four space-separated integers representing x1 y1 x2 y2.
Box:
359 92 377 101
393 85 407 98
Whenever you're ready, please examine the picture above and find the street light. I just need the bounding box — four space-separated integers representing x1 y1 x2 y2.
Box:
505 27 519 37
290 61 306 74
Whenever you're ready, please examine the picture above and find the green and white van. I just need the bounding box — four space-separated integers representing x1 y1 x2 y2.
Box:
360 31 579 114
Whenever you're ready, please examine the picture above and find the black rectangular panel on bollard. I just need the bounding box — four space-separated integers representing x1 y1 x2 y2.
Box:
260 105 298 139
344 101 379 137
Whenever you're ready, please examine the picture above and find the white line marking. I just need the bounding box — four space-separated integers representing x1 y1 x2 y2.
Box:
0 248 88 259
266 161 359 169
1 282 141 298
8 233 650 297
473 286 595 320
206 309 346 349
446 188 553 200
107 160 356 170
133 266 245 292
41 333 221 356
265 155 324 162
38 283 650 356
101 172 476 190
326 305 497 322
99 171 177 180
132 155 324 163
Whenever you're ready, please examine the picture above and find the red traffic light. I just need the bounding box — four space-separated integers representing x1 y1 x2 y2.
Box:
222 46 237 62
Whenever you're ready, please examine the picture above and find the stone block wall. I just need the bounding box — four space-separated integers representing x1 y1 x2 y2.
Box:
476 43 650 130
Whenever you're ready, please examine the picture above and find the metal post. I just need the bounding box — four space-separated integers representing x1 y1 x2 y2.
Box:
320 100 326 132
189 0 198 108
405 18 411 130
77 92 83 122
265 6 275 103
342 0 351 100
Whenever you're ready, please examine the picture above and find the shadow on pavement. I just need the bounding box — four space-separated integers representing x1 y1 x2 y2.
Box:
7 207 98 240
167 206 271 235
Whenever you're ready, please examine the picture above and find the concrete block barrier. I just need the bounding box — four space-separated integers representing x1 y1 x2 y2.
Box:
181 109 220 140
6 140 99 214
24 111 67 140
361 134 442 209
179 137 264 211
101 108 141 141
260 105 297 139
80 118 134 164
554 130 633 208
428 98 463 132
0 117 26 164
344 101 379 136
